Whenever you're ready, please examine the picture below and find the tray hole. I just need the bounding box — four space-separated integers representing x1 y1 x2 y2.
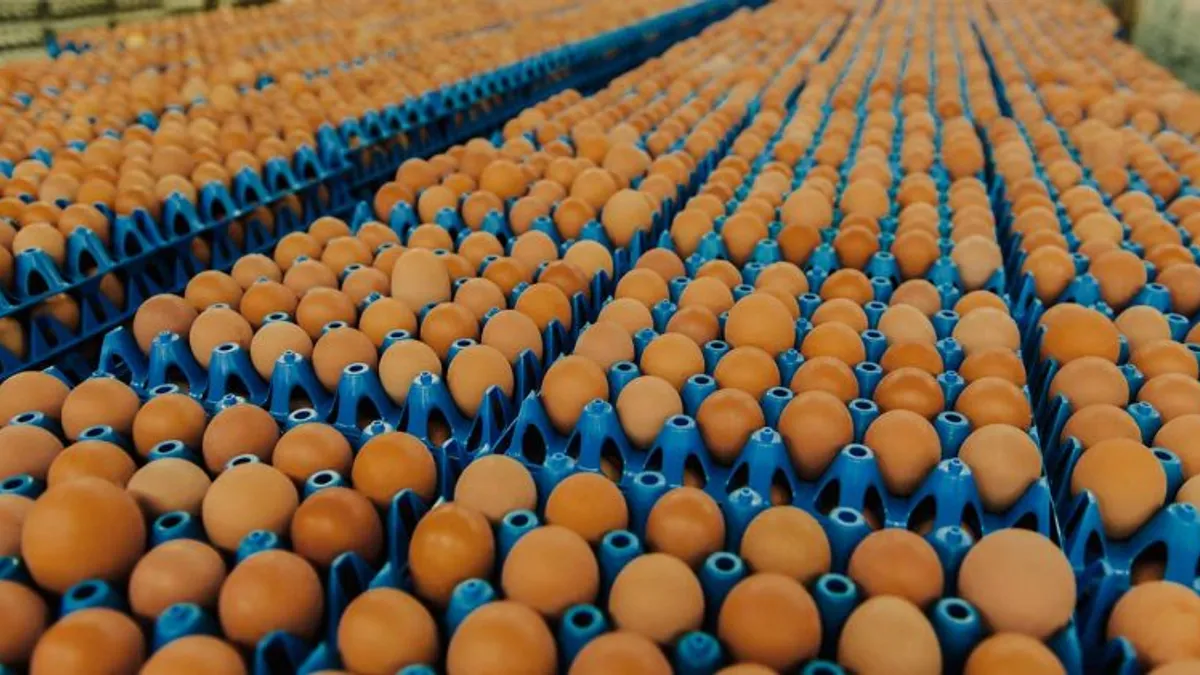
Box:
507 512 531 528
159 513 184 529
943 599 973 622
71 582 98 601
570 610 595 629
684 454 707 489
1132 542 1167 585
600 440 624 482
520 426 547 466
1 478 23 491
608 532 634 549
289 391 315 413
770 470 792 506
863 486 885 529
822 576 851 595
725 462 749 494
816 481 841 516
962 506 982 541
427 410 452 447
906 496 935 533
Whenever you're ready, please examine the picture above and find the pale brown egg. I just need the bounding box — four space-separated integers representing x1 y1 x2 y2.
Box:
800 322 866 366
955 377 1032 429
678 276 735 316
249 320 313 379
140 636 247 675
609 553 705 644
959 347 1027 385
446 601 556 675
541 355 610 433
848 528 943 607
0 421 64 481
409 503 495 606
964 633 1066 675
616 375 683 448
568 631 672 675
1049 356 1129 409
1071 438 1165 539
502 524 599 618
878 304 937 345
1108 581 1200 669
952 307 1020 356
29 608 144 675
636 249 687 282
719 573 821 671
838 596 941 675
958 529 1076 639
863 410 941 496
202 462 298 552
129 539 226 619
46 440 136 488
312 326 378 390
218 549 323 646
391 248 451 311
958 424 1043 512
352 431 437 507
454 455 536 524
291 486 383 567
126 457 211 517
739 506 830 583
133 294 198 352
379 339 443 404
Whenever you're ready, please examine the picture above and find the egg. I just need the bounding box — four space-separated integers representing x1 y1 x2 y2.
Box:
391 248 451 311
352 431 438 507
446 601 556 675
643 486 725 568
270 422 353 486
22 477 145 593
666 306 722 346
133 294 198 352
29 608 144 675
965 633 1066 675
202 462 298 552
723 293 795 357
295 288 357 339
230 254 282 288
838 596 941 675
739 505 830 583
955 376 1032 429
239 280 298 328
890 279 943 316
378 339 443 403
128 539 226 619
202 403 279 472
544 472 628 544
1048 356 1129 409
568 631 672 675
1116 305 1172 352
678 276 735 316
1070 438 1165 539
409 503 495 606
609 553 705 644
959 346 1027 385
358 298 418 348
541 355 610 433
418 303 480 360
140 636 246 675
958 529 1075 639
1134 340 1200 379
696 388 766 465
338 588 439 675
1108 580 1200 668
132 392 207 457
125 458 211 517
597 298 655 336
46 440 136 488
219 549 324 646
800 322 866 365
848 528 944 607
719 573 821 671
714 346 781 400
291 486 383 567
480 310 544 364
0 493 32 557
952 307 1020 356
453 455 536 524
502 524 599 618
1039 304 1120 364
862 409 941 495
640 332 706 390
0 580 48 665
0 424 64 481
1139 373 1200 421
615 375 684 448
185 271 244 311
59 377 140 441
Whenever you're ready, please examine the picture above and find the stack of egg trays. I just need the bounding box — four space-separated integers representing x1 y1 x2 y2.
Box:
0 0 743 385
965 8 1200 672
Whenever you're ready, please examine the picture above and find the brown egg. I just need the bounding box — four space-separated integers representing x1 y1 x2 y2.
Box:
133 294 198 352
239 280 298 329
447 344 514 417
0 493 32 557
787 356 858 402
337 588 438 675
1154 415 1200 480
22 477 145 593
515 283 572 332
249 320 313 379
848 528 944 607
1139 373 1200 421
446 601 556 675
1134 340 1200 379
454 455 536 524
609 553 705 644
955 377 1032 429
958 529 1076 639
720 573 821 671
965 633 1066 675
218 550 324 646
1040 304 1120 364
838 596 941 675
951 235 1003 291
140 636 247 675
129 539 226 619
265 423 350 487
714 347 782 400
540 261 591 300
597 298 655 336
202 403 279 473
777 390 853 479
601 189 654 247
295 288 356 339
657 306 714 348
696 388 766 465
312 327 378 391
678 276 735 316
541 355 610 433
1116 306 1172 352
202 462 298 552
544 472 628 544
0 422 64 481
643 487 725 568
800 322 866 366
615 269 669 310
359 297 418 347
502 524 599 618
1049 356 1129 409
379 339 443 404
1108 581 1200 668
952 307 1020 356
724 293 795 357
952 423 1041 511
568 631 672 675
616 376 683 448
878 305 937 346
291 486 383 567
29 608 144 675
637 249 687 282
131 392 207 457
959 346 1027 385
863 410 941 495
1070 438 1165 539
352 431 438 507
46 440 136 488
419 303 480 361
409 502 495 606
391 248 451 311
126 458 211 517
739 506 830 583
342 267 391 306
188 307 255 368
230 254 282 289
476 311 541 365
1092 249 1148 309
0 579 48 664
872 367 945 420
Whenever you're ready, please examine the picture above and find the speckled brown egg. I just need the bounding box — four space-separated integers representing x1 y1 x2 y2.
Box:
609 553 705 644
955 377 1032 429
29 608 144 675
22 477 145 593
202 462 298 552
696 388 766 465
291 486 383 567
778 390 853 479
140 636 247 675
446 601 556 675
502 524 599 618
131 392 207 458
218 549 323 646
848 528 944 607
409 503 495 606
133 294 198 352
964 633 1066 675
544 471 628 544
838 596 941 675
958 529 1076 639
739 505 830 583
1108 580 1200 669
863 410 941 496
720 573 821 671
616 375 683 448
129 539 226 619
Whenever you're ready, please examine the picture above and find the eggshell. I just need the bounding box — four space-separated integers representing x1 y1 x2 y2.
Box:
665 305 721 347
338 588 439 675
958 529 1075 639
219 550 323 646
358 297 418 347
23 477 145 593
568 631 671 675
609 553 705 644
1049 356 1129 409
890 280 943 316
418 303 480 360
863 410 941 496
544 472 628 544
129 539 226 619
1138 373 1200 421
955 377 1032 429
46 439 136 488
239 280 298 328
230 254 282 288
502 524 599 617
409 503 495 606
777 390 854 479
615 269 670 310
696 388 766 465
1071 438 1166 539
482 310 544 363
378 339 443 404
446 601 556 675
312 326 378 390
248 320 313 378
1039 304 1120 364
132 294 198 352
0 579 48 664
1108 581 1200 668
202 462 298 551
872 367 945 419
454 455 536 524
643 487 725 568
800 322 866 365
714 346 782 399
352 431 437 506
678 276 735 316
0 423 64 481
959 346 1027 385
515 282 572 331
838 596 941 675
202 403 279 472
616 376 684 448
965 633 1066 675
597 298 655 336
719 573 821 671
739 505 830 583
1134 340 1200 379
724 293 795 357
29 608 144 675
125 458 211 517
541 355 610 433
391 248 451 311
140 636 246 675
291 486 383 567
848 528 944 606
